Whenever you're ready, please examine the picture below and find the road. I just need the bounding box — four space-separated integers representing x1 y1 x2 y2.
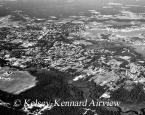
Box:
0 17 6 22
38 29 51 40
0 16 10 22
0 15 11 25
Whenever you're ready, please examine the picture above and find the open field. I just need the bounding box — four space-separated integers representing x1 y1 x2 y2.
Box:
0 71 37 94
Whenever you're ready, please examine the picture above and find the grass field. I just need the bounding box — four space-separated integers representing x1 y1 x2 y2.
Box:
0 71 37 94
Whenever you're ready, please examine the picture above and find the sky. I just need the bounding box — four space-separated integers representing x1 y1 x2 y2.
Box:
1 0 145 18
1 0 144 5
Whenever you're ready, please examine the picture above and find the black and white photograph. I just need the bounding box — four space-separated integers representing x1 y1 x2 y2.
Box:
0 0 145 115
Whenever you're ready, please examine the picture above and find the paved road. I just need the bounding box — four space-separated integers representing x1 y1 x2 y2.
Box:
0 15 11 25
0 15 10 21
38 29 51 40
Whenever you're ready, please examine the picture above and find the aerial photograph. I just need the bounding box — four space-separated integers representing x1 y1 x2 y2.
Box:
1 0 145 115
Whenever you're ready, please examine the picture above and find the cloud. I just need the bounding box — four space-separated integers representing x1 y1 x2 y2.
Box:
126 5 141 7
3 0 17 1
103 6 113 9
108 2 123 6
66 0 75 3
